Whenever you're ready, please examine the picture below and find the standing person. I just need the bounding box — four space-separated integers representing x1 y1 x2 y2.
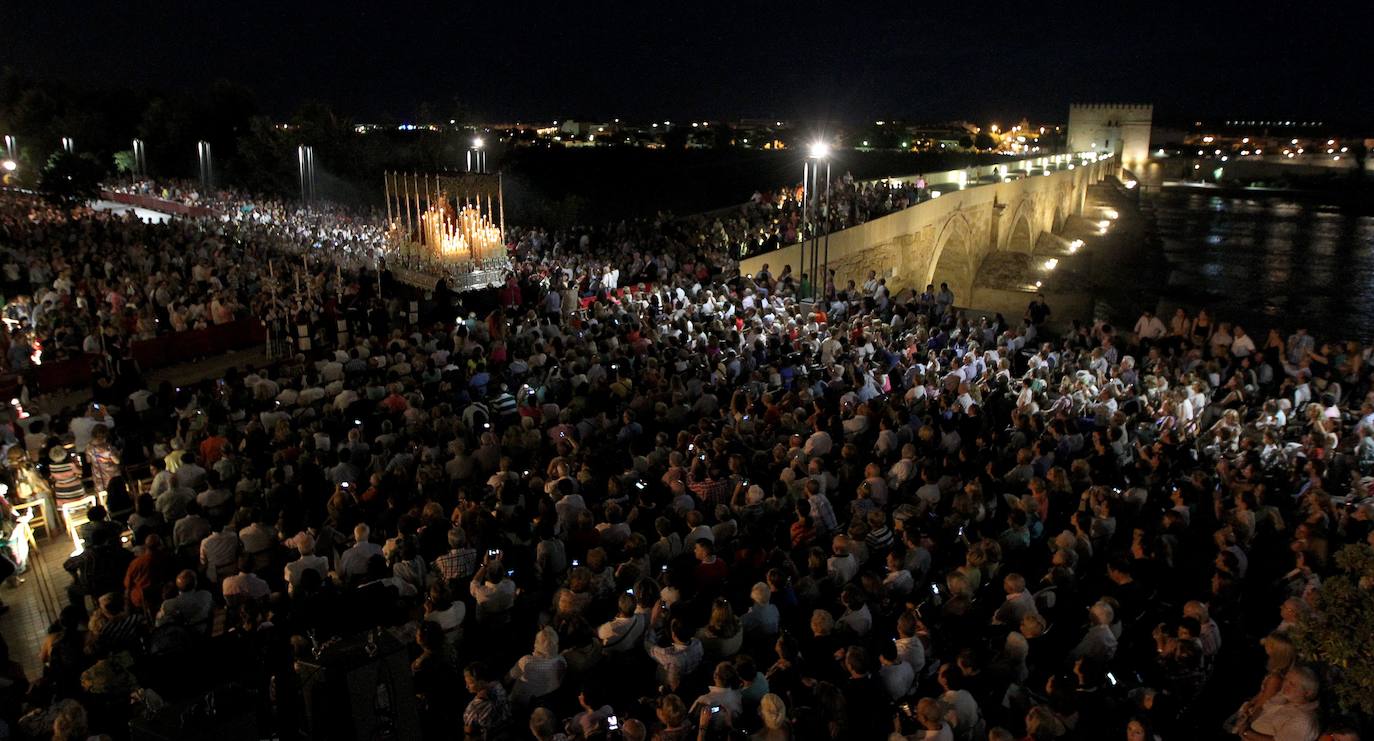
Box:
1025 294 1051 329
936 283 955 316
47 447 86 505
86 426 121 498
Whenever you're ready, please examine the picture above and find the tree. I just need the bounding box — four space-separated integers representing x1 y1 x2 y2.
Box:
958 135 974 150
1291 543 1374 715
974 132 996 151
113 149 136 175
40 151 104 204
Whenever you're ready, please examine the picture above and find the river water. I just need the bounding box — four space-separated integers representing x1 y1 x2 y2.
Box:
1146 188 1374 332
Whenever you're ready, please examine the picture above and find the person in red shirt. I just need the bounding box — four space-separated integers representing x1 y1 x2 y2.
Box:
124 535 175 614
199 432 230 466
692 540 728 597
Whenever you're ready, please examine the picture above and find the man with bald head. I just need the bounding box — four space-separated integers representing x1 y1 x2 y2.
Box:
156 570 213 632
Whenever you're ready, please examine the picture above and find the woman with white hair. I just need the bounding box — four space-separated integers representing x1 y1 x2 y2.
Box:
506 626 566 705
741 582 779 637
754 693 791 740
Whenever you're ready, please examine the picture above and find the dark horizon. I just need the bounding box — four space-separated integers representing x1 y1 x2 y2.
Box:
4 0 1368 127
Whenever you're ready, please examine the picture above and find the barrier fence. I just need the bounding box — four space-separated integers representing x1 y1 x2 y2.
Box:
32 318 266 393
98 190 216 219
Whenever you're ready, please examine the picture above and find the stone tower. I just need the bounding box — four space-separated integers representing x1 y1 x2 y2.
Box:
1067 103 1153 172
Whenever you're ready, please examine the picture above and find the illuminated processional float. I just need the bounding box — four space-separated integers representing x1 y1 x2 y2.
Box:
382 171 509 291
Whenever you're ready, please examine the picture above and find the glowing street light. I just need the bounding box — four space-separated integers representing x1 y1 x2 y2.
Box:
468 137 487 173
1 160 15 172
808 141 831 159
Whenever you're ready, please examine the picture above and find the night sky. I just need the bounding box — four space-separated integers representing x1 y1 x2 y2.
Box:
4 0 1369 125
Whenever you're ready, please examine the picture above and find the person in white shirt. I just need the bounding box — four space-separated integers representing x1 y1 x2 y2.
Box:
68 404 111 454
1133 311 1167 342
1231 325 1257 358
1240 667 1321 741
471 560 518 623
283 532 329 595
598 592 649 653
883 551 914 598
896 612 927 675
221 556 271 604
826 535 858 584
507 626 566 705
690 662 744 729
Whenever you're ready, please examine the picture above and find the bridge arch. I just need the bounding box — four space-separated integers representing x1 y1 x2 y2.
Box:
928 212 977 305
1007 214 1033 253
1004 198 1036 253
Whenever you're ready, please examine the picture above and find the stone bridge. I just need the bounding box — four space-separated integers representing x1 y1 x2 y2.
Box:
738 155 1116 305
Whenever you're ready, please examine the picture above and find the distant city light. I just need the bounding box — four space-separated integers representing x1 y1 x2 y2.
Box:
1042 258 1058 271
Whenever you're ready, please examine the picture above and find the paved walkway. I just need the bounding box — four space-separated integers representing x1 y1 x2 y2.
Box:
2 531 76 680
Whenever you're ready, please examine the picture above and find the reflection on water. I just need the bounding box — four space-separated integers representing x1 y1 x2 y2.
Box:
1150 189 1374 331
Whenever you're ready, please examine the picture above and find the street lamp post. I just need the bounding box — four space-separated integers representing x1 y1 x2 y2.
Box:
468 137 486 173
197 141 213 191
806 141 831 303
800 158 809 298
132 139 147 179
297 145 316 205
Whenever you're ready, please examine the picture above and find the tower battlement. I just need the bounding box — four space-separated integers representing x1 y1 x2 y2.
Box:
1067 103 1153 169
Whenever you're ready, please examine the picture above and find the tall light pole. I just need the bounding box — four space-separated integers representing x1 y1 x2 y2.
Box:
297 145 316 205
800 157 810 298
197 140 213 191
132 138 147 178
61 137 74 154
468 137 485 173
806 141 831 303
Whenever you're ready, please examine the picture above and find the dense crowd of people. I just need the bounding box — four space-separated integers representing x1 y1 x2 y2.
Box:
0 175 1369 741
0 188 382 378
727 175 932 260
